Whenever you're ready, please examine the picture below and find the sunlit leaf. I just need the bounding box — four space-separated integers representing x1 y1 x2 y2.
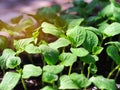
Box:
41 22 63 37
67 26 86 47
43 65 64 74
90 76 117 90
59 52 77 66
0 72 21 90
70 73 91 88
25 44 41 54
6 56 21 69
80 55 98 64
70 47 89 57
42 72 58 83
48 38 70 49
82 30 98 51
10 15 23 24
14 38 34 53
59 75 79 89
103 22 120 37
0 49 16 70
22 64 42 79
39 44 59 65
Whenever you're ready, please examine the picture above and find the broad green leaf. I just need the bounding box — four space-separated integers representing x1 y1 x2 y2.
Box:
0 49 16 70
37 7 57 22
59 75 79 89
80 55 98 64
22 64 42 79
10 15 23 24
103 22 120 37
90 76 117 90
59 53 77 66
67 26 86 47
105 41 120 51
13 18 34 32
0 35 9 50
39 45 59 65
82 30 98 51
42 72 58 83
92 46 103 55
43 65 64 74
99 4 113 18
70 73 91 88
107 45 120 65
54 17 67 30
48 38 70 49
41 86 55 90
14 38 34 53
25 44 41 54
70 47 89 57
0 72 21 90
51 4 61 13
6 56 21 69
41 22 63 37
68 18 84 29
84 26 103 38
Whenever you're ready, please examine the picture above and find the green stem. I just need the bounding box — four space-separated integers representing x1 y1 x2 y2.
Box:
87 64 91 78
115 68 120 80
107 65 120 78
68 65 72 76
21 78 27 90
81 62 86 74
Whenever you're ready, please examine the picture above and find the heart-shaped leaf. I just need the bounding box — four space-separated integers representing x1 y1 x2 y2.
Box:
22 64 42 79
0 72 21 90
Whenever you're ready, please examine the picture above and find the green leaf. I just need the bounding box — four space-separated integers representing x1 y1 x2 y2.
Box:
82 30 98 51
70 73 91 88
42 72 58 83
25 44 41 54
67 26 86 47
103 22 120 37
70 47 89 57
80 55 98 64
41 22 63 37
10 15 23 24
0 49 16 70
0 72 21 90
37 7 57 22
48 38 70 49
39 45 59 65
92 46 103 55
90 64 97 74
41 86 55 90
6 56 21 69
43 65 64 74
59 53 77 66
68 18 84 29
105 41 120 51
59 75 79 89
107 45 120 65
0 35 9 50
22 64 42 79
90 76 117 90
14 38 34 53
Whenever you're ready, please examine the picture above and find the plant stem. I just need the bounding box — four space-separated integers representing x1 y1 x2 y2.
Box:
107 65 120 78
87 64 91 78
81 62 86 74
68 65 72 76
115 68 120 80
21 78 27 90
